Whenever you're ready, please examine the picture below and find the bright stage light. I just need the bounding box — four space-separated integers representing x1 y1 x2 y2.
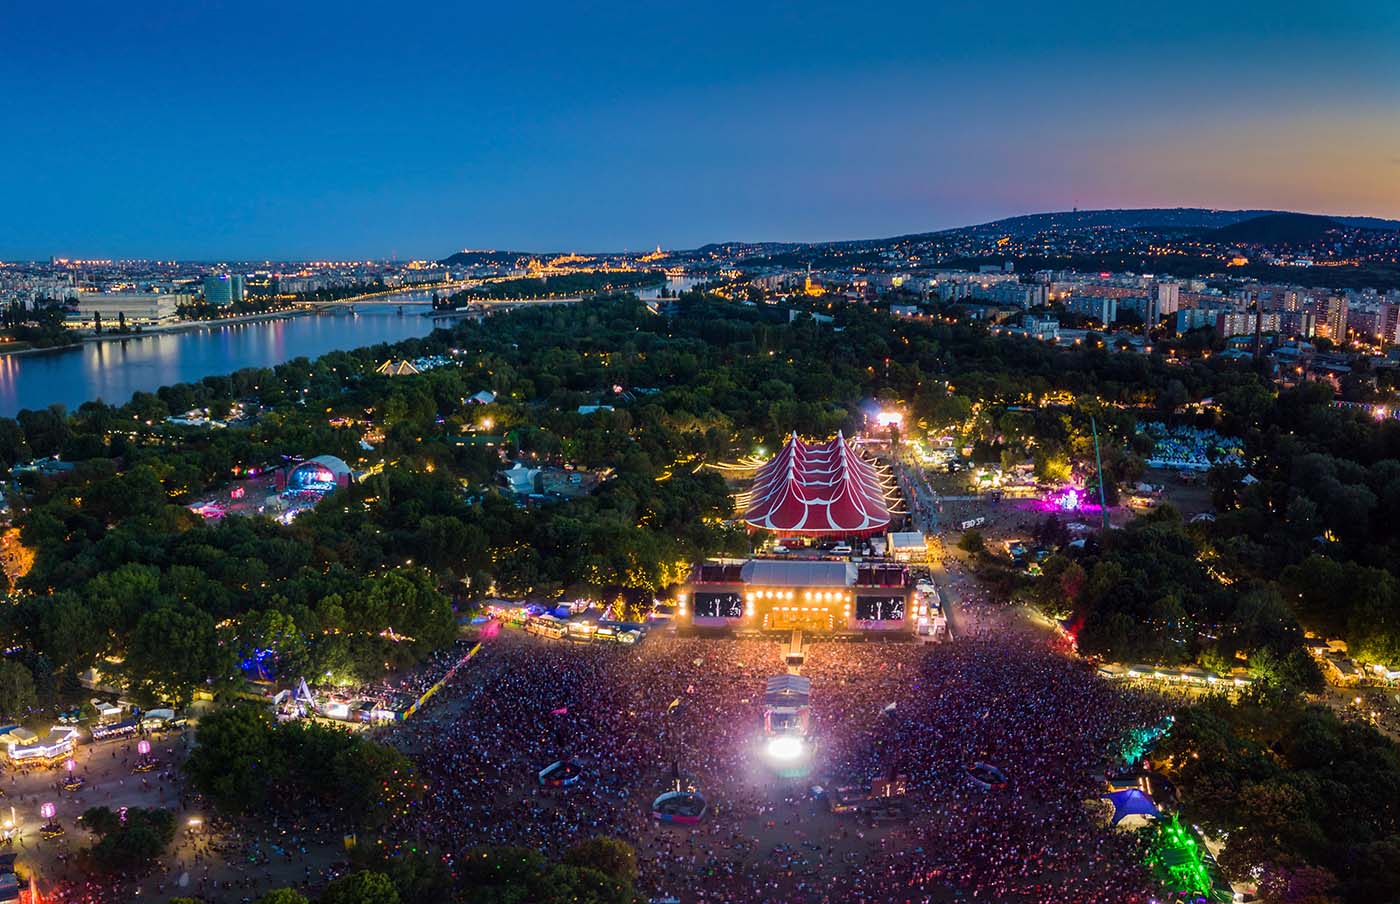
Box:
765 736 805 761
874 410 903 429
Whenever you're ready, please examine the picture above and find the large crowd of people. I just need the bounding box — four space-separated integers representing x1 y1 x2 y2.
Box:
388 624 1173 903
349 640 478 702
17 588 1175 903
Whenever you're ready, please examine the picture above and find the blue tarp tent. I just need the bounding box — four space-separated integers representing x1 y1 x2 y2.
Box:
1104 788 1160 826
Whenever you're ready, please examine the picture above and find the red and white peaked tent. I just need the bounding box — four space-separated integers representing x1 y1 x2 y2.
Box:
741 432 892 536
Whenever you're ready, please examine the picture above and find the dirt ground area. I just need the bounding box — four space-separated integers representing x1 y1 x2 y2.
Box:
7 729 349 903
1146 468 1215 520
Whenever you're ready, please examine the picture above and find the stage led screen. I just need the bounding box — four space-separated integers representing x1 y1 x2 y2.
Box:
694 592 743 618
856 595 905 621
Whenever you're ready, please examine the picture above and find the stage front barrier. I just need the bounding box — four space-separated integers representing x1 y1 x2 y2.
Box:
404 642 482 719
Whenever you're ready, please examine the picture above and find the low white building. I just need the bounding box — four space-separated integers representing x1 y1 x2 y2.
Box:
887 531 928 562
67 292 190 327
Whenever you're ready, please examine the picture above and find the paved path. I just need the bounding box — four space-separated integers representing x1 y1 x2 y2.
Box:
926 555 965 640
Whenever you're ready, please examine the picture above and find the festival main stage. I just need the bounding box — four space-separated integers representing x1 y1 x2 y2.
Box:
680 558 915 634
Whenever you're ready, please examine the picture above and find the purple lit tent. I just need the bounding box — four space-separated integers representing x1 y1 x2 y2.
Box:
1103 788 1160 826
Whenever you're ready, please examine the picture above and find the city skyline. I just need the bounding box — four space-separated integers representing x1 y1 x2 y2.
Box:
3 0 1398 259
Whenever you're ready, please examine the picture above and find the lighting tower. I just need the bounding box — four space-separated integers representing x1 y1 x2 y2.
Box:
1090 415 1109 531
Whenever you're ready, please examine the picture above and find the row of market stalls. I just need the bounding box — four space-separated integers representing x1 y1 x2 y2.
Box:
0 702 178 764
273 679 411 725
484 602 647 645
1304 636 1400 687
0 726 77 763
1096 663 1255 688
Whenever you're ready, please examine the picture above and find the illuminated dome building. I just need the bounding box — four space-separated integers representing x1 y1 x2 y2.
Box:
281 455 353 495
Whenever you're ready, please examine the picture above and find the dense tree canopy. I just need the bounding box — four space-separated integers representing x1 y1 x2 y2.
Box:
1158 692 1400 903
0 290 1396 903
185 706 419 829
79 806 177 874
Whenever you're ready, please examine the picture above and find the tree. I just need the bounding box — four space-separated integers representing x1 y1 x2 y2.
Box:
564 837 638 885
125 604 232 705
17 404 70 457
458 847 634 904
320 870 400 904
0 418 31 467
79 806 176 874
1257 863 1342 904
351 569 455 661
1158 693 1400 904
183 705 282 812
415 515 471 574
242 607 309 679
0 659 37 720
1158 379 1189 413
349 847 454 904
254 891 310 904
1033 449 1072 484
1347 837 1400 904
958 529 985 555
330 736 420 830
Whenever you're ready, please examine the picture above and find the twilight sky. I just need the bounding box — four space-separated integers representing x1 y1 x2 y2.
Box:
3 0 1398 259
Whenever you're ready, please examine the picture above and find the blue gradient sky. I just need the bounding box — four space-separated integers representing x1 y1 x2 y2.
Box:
3 1 1398 259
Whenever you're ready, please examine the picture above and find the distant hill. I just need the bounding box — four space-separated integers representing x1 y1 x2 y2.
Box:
436 208 1400 263
867 208 1400 246
1204 212 1347 245
965 208 1274 236
692 241 800 257
439 249 534 267
1330 214 1400 231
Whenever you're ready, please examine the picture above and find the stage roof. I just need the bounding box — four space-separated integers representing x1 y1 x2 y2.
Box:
742 433 892 536
764 675 812 707
293 454 352 480
741 559 854 587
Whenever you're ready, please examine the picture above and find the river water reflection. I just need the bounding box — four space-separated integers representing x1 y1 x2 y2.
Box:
0 277 701 417
0 298 439 417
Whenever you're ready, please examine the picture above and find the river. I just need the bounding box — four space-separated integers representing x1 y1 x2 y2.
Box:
0 292 441 417
636 275 702 298
0 276 703 418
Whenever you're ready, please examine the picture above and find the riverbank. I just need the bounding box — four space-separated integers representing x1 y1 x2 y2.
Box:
0 303 439 417
0 284 458 359
0 309 317 359
0 339 86 359
82 306 313 345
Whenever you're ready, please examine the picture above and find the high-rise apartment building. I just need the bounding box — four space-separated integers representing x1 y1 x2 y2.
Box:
203 273 244 305
1151 281 1180 319
1320 296 1348 341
